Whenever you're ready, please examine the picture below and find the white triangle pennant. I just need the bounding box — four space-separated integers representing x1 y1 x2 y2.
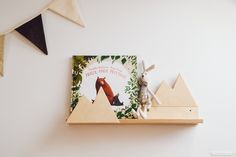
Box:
48 0 85 27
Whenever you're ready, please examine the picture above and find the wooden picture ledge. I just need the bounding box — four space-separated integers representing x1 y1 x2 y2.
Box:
67 75 203 125
67 119 203 125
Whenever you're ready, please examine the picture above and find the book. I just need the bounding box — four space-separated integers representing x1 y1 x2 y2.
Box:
70 55 139 119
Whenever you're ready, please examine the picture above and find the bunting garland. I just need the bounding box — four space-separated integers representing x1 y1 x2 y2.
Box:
0 0 85 76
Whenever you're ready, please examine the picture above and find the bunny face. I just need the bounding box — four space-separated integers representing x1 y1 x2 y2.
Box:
139 72 148 86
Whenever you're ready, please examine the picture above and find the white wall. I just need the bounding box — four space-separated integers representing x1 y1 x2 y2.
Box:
0 0 236 157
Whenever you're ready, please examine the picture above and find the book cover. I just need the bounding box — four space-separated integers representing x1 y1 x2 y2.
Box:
70 55 139 119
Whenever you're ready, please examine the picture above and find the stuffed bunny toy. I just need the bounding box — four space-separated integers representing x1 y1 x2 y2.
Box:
132 60 161 119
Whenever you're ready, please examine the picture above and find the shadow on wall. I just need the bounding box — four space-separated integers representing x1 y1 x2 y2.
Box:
21 58 199 157
22 115 198 157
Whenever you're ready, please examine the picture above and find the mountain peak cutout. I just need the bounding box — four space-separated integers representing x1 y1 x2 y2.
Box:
67 88 119 123
153 74 197 107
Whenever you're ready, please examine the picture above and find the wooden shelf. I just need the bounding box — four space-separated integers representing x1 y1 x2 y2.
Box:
67 119 203 125
66 75 204 125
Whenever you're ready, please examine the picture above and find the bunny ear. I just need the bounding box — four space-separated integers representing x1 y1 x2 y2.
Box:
142 60 146 72
145 64 155 72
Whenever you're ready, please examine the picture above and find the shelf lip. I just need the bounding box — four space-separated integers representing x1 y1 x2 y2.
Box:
67 119 203 125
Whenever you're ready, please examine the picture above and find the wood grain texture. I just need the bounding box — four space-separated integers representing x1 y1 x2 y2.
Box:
0 35 4 76
67 88 119 124
48 0 85 27
119 119 203 124
68 119 203 125
147 106 198 119
148 74 200 119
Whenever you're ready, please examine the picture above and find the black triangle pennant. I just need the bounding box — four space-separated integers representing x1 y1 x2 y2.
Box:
15 14 48 55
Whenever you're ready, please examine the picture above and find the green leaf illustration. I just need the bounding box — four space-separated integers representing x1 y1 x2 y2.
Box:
101 56 109 61
121 58 127 64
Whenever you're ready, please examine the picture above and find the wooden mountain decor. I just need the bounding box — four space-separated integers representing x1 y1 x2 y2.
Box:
67 75 203 124
0 35 4 76
147 74 199 119
67 88 119 124
67 74 202 125
48 0 85 27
